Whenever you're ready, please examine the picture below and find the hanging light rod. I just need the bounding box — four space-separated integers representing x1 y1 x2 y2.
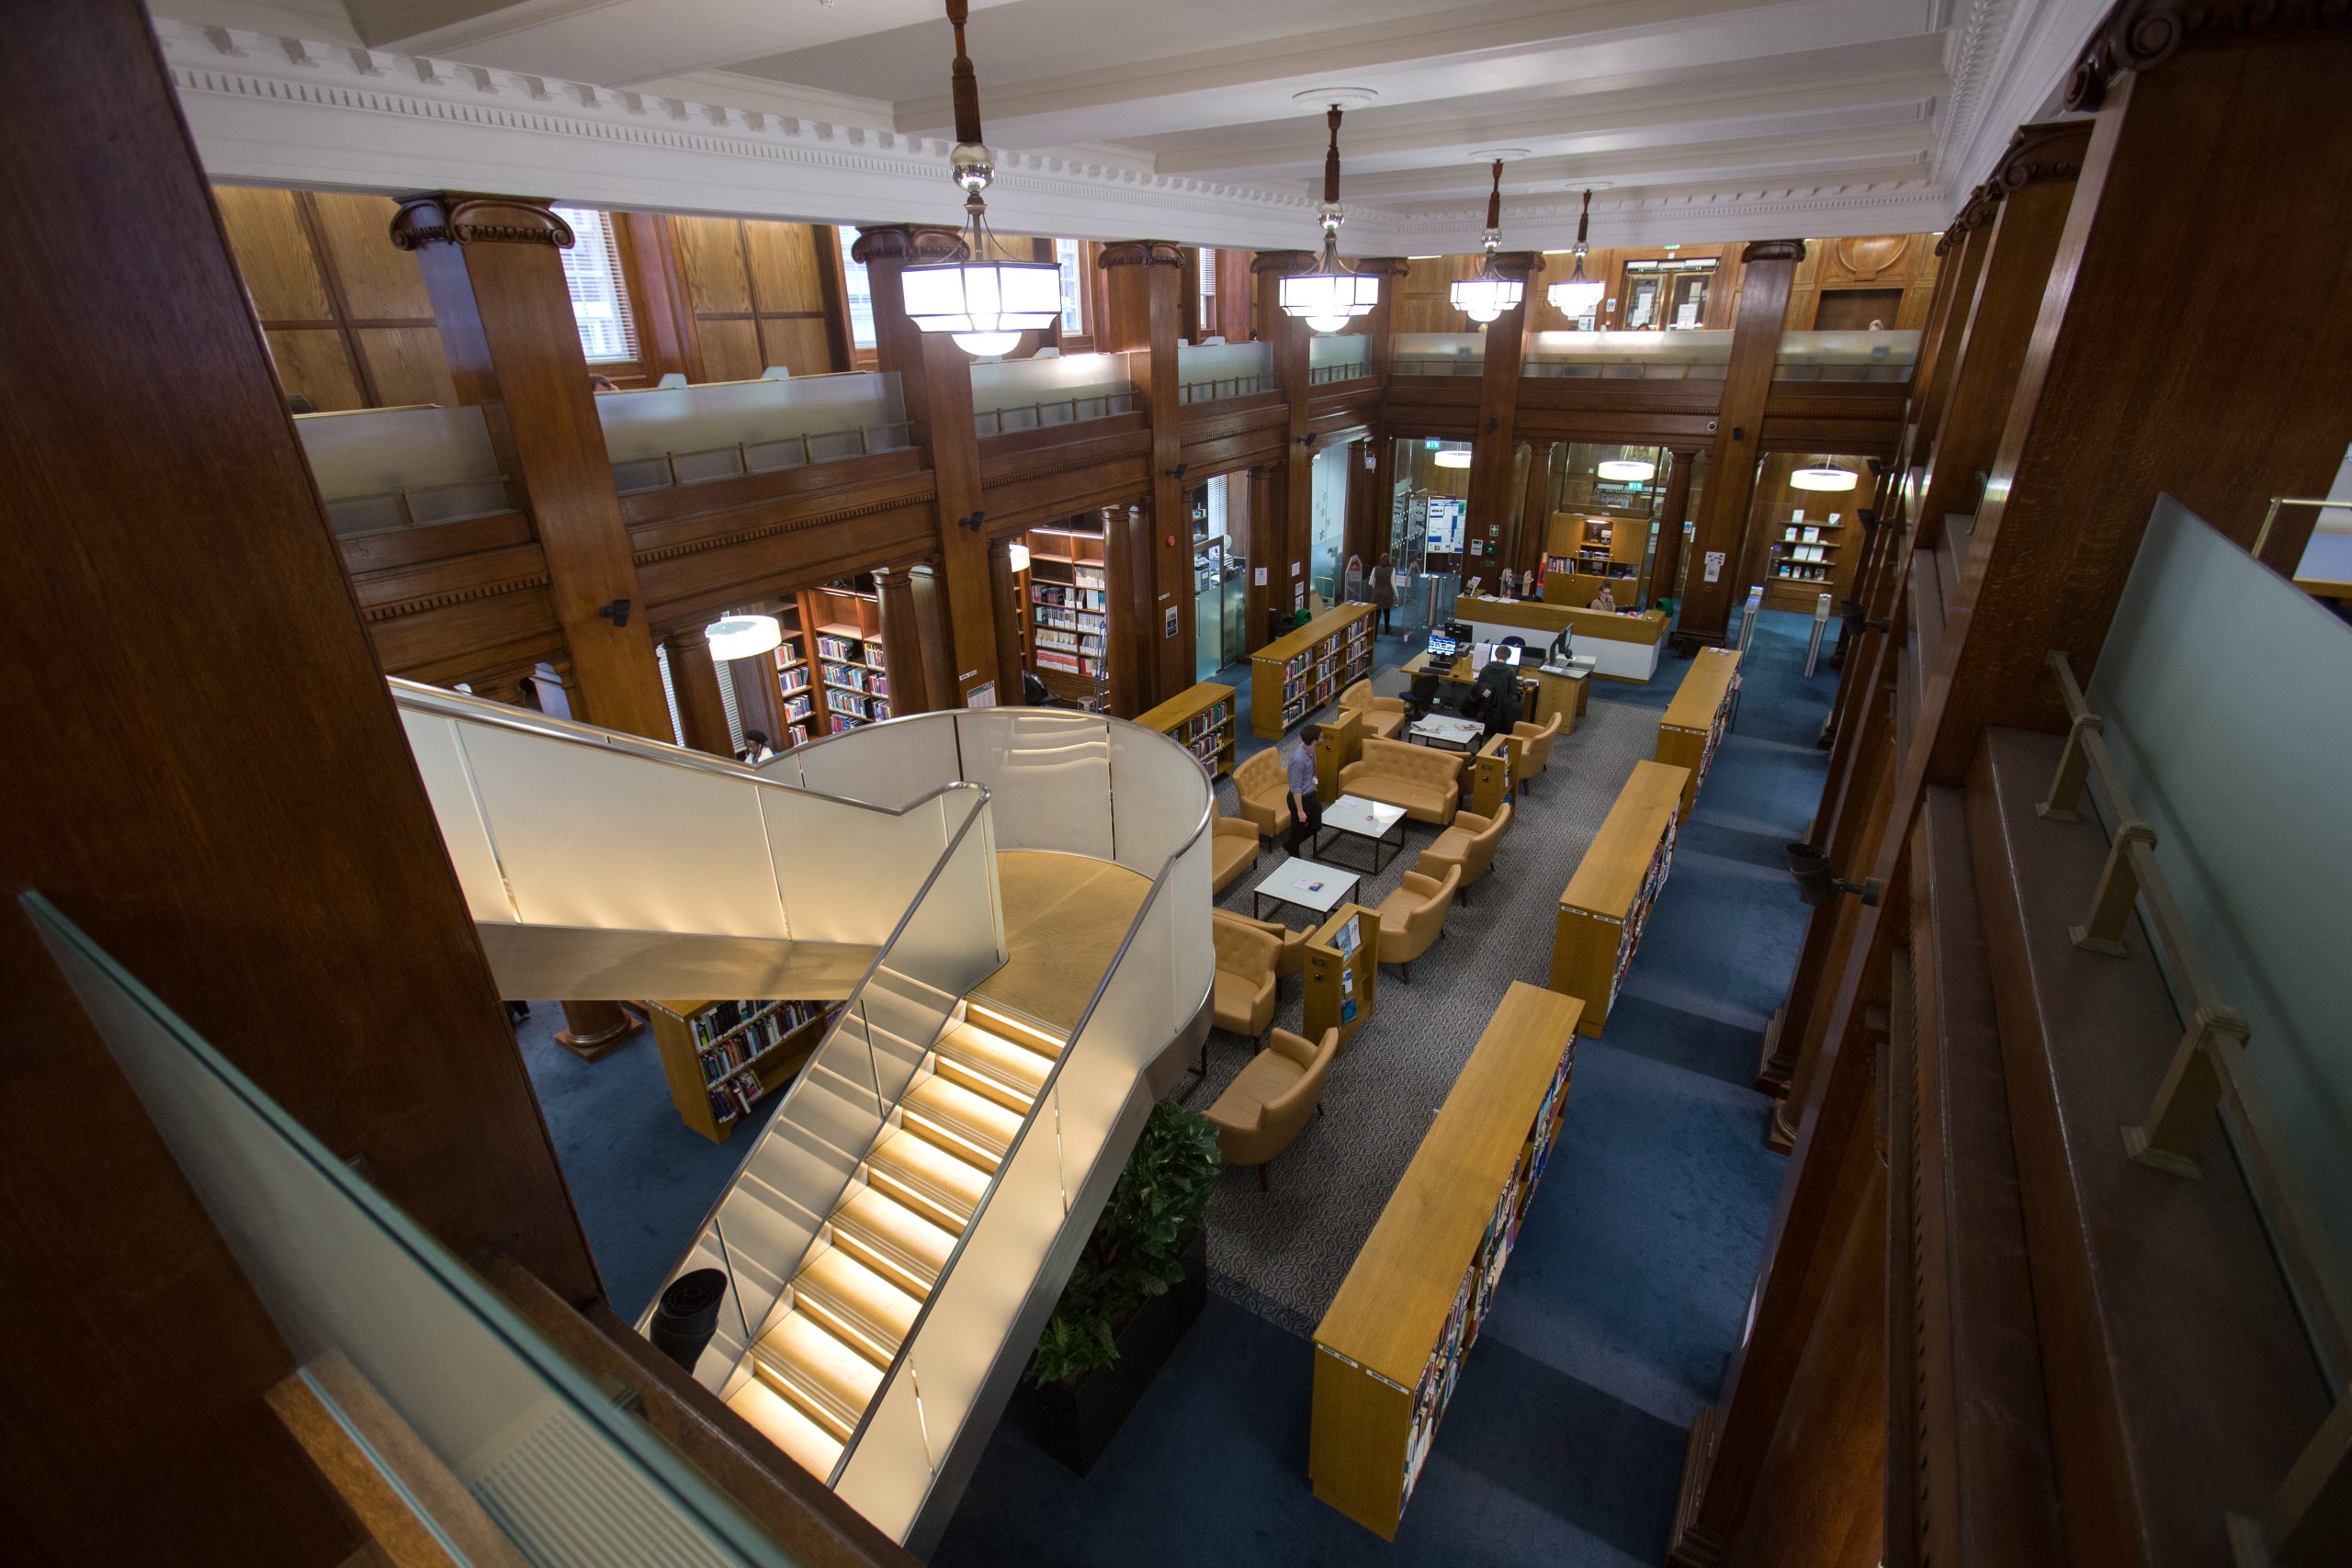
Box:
1547 190 1605 322
1451 158 1525 324
900 0 1061 357
1278 104 1380 334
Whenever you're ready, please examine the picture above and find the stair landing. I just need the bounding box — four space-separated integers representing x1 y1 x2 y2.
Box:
973 851 1151 1033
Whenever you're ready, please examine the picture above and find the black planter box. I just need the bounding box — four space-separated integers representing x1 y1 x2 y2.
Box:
1015 1224 1208 1475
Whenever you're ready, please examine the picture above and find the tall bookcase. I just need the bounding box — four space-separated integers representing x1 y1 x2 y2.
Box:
646 997 838 1144
1548 760 1689 1036
771 599 816 747
1655 648 1740 817
1761 507 1856 612
1311 982 1583 1538
1023 522 1109 700
1249 603 1374 739
808 585 892 733
1135 680 1236 775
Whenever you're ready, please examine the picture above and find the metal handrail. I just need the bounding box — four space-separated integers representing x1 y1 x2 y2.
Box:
1306 360 1370 385
973 389 1138 437
1178 373 1272 403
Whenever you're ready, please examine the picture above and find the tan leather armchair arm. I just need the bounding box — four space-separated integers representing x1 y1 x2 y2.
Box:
1216 816 1258 846
1201 1099 1265 1136
1451 810 1493 836
1266 1028 1317 1068
1398 870 1444 902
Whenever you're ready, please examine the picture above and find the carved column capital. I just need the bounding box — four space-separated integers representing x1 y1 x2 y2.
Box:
389 193 573 251
1488 250 1547 280
1935 184 2004 254
1739 239 1807 265
2066 0 2352 111
1989 119 2095 196
1352 256 1414 278
1095 240 1184 269
1250 249 1320 276
849 224 967 265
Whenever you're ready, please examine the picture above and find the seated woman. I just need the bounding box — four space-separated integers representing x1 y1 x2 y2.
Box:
1592 581 1618 614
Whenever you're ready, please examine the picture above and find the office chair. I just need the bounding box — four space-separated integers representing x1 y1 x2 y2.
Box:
1405 670 1442 721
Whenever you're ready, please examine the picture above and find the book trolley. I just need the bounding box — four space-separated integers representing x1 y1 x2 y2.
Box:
1310 982 1584 1537
1250 603 1374 739
646 997 838 1144
1548 760 1689 1036
1134 680 1237 776
1654 648 1740 817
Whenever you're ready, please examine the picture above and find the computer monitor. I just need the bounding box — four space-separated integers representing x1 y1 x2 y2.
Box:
1426 629 1458 660
1492 637 1524 668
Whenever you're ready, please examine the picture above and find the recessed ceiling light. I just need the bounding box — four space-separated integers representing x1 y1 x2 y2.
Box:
1293 86 1377 110
1469 148 1531 163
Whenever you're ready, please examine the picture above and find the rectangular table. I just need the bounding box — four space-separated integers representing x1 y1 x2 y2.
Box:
1251 856 1362 925
1316 795 1408 873
1406 715 1485 752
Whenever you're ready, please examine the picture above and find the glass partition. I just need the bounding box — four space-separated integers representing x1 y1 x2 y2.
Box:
600 371 910 494
1525 328 1732 380
953 709 1114 859
968 352 1139 436
1307 333 1372 384
296 404 513 536
1176 340 1273 403
26 895 805 1568
1392 332 1486 376
1772 328 1920 381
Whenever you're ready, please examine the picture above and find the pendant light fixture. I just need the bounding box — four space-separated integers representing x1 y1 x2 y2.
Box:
1596 458 1657 483
1790 459 1859 492
1279 104 1381 333
1451 160 1524 324
705 612 784 661
1431 446 1473 470
1547 191 1605 321
901 1 1062 356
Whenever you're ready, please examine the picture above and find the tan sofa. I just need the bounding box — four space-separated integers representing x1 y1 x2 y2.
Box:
1211 814 1261 893
1375 863 1459 982
1232 747 1292 840
1210 917 1279 1051
1214 908 1308 984
1511 713 1561 794
1416 803 1510 903
1339 739 1464 827
1338 680 1407 742
1203 1026 1342 1190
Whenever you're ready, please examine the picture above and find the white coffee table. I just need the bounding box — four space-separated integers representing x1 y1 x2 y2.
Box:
1250 856 1362 925
1316 794 1408 873
1408 714 1485 751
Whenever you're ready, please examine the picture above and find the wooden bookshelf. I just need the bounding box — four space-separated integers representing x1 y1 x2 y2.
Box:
1467 731 1517 818
1303 902 1379 1054
1311 981 1583 1538
1655 648 1740 817
1024 522 1109 701
805 584 890 733
1762 507 1856 612
645 997 837 1144
1250 602 1375 739
1135 680 1236 776
1548 760 1689 1036
770 600 817 748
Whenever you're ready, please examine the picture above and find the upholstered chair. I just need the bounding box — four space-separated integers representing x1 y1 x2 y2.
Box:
1214 908 1309 985
1232 747 1292 840
1374 863 1460 982
1337 680 1408 742
1208 916 1280 1069
1510 713 1561 793
1203 1026 1342 1190
1414 803 1511 902
1337 739 1464 827
1212 814 1261 893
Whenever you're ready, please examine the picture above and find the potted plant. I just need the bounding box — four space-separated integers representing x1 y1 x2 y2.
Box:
1016 1099 1219 1474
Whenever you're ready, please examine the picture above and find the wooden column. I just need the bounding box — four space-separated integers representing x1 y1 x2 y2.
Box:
987 536 1027 705
1651 446 1701 604
1923 14 2352 781
393 193 670 740
0 6 603 1556
1361 257 1408 384
662 628 735 755
854 226 1003 706
1678 241 1804 647
1466 254 1543 577
1900 193 1998 511
1254 251 1317 623
1916 122 2091 536
1100 241 1191 709
1238 465 1281 652
1513 441 1553 580
909 564 956 713
873 565 933 715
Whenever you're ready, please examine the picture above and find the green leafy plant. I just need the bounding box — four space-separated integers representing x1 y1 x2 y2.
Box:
1026 1099 1220 1387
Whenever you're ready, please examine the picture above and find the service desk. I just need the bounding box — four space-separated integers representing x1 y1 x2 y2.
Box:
1452 595 1668 682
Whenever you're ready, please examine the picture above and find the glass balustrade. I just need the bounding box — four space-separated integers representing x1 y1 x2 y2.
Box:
297 403 514 536
1772 328 1921 382
1306 333 1372 385
1523 329 1733 380
968 352 1140 437
1176 340 1274 403
1391 332 1487 377
600 371 911 494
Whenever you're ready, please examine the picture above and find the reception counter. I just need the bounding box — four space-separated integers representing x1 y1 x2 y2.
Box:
1453 595 1669 682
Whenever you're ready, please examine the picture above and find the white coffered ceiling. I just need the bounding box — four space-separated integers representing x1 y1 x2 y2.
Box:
153 0 2108 251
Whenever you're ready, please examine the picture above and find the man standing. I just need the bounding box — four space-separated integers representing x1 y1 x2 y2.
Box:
1283 724 1322 857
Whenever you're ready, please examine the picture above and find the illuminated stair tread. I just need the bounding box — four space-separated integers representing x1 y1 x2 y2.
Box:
904 1074 1023 1156
727 1375 843 1479
966 1004 1066 1059
870 1127 990 1219
799 1247 922 1353
937 1021 1055 1097
757 1308 883 1430
836 1186 958 1282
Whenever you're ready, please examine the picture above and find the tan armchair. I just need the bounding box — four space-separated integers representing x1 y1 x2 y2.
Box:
1214 908 1308 984
1510 713 1561 794
1232 747 1291 840
1375 863 1459 982
1211 814 1261 893
1337 680 1407 742
1202 1026 1341 1190
1415 803 1511 903
1210 917 1280 1060
1338 739 1464 828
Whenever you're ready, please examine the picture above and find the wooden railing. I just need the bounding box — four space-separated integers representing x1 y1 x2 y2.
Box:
2039 649 2352 1563
1177 372 1272 403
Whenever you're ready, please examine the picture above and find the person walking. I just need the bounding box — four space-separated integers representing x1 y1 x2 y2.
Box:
1372 553 1397 635
1283 724 1322 858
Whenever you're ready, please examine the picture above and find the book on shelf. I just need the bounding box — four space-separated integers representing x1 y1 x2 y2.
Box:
825 690 867 717
782 692 813 721
788 722 810 746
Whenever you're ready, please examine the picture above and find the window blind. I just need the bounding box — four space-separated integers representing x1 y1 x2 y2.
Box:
552 205 639 364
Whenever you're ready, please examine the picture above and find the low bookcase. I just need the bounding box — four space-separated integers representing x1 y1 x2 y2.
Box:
1655 647 1740 818
1548 760 1689 1036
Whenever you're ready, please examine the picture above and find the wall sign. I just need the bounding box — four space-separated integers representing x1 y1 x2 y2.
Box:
1254 566 1268 586
966 681 997 708
1703 550 1725 583
1164 606 1180 639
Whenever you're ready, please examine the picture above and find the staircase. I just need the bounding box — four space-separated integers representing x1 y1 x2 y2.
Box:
724 1003 1066 1479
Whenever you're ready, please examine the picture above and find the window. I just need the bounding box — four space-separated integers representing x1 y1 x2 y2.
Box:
551 206 639 364
1053 238 1086 333
1197 246 1217 333
837 227 877 351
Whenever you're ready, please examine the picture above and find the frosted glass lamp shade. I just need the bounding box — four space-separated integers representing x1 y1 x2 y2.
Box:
705 614 784 661
902 257 1061 355
1431 448 1473 470
1280 268 1379 332
1790 465 1859 492
1596 459 1657 483
1008 541 1031 573
1548 276 1605 318
1451 274 1523 323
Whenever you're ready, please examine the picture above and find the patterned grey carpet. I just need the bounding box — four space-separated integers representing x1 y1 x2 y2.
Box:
1184 692 1662 1335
